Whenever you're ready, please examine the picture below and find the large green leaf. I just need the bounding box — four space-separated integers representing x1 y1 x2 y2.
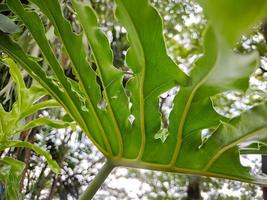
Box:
114 101 267 185
114 0 190 159
1 0 267 186
72 0 131 158
7 0 133 156
6 0 111 155
162 26 258 165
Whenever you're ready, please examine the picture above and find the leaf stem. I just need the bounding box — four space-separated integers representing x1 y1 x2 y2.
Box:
79 159 114 200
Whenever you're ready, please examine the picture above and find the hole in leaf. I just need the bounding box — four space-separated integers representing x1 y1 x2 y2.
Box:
97 98 107 111
62 3 82 34
125 86 135 126
122 67 133 89
212 91 265 119
154 87 179 142
91 62 109 112
128 101 133 110
81 102 89 112
128 114 135 125
198 128 213 149
240 154 262 176
68 79 89 112
159 86 180 128
239 141 267 177
110 26 129 69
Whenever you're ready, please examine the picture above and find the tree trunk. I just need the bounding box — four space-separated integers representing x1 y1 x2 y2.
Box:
261 20 267 200
262 155 267 200
186 176 201 200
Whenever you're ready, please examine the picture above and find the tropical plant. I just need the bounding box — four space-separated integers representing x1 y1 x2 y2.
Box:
1 0 267 199
0 57 74 199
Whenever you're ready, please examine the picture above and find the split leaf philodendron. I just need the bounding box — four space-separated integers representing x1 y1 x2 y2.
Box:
0 0 267 199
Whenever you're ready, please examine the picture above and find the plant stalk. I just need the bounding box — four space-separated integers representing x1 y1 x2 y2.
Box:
79 159 114 200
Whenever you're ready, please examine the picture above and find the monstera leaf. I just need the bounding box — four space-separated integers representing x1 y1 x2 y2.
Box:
1 0 267 198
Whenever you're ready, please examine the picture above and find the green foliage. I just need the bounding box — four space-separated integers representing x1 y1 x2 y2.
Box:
0 0 267 195
0 140 60 173
0 58 71 199
0 13 19 33
0 58 69 141
198 0 267 45
0 157 25 200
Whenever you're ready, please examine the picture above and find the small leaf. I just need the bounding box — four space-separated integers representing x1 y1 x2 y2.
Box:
0 157 25 200
28 55 43 62
0 141 60 173
154 128 169 143
18 117 73 132
20 99 60 120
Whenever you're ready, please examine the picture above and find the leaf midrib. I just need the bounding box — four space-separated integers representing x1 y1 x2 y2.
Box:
111 158 266 185
116 0 146 160
169 44 220 166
